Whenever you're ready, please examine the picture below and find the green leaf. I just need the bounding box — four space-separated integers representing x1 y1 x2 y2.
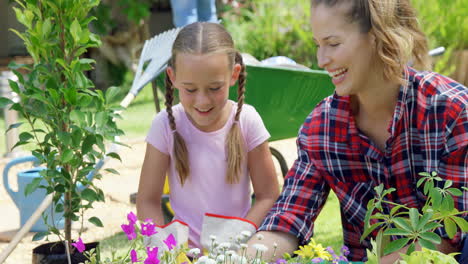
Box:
418 238 437 250
443 218 457 238
447 188 463 196
430 188 442 209
95 112 107 128
406 243 416 255
418 172 431 177
393 217 413 232
70 110 86 126
81 135 95 155
361 222 384 242
409 208 419 229
383 238 410 255
70 19 82 43
443 180 452 189
32 231 48 241
19 132 34 142
0 97 14 108
416 212 432 231
81 188 97 202
61 149 74 163
105 86 120 103
442 195 454 212
55 203 64 213
64 87 78 105
416 177 425 188
420 232 441 244
452 216 468 232
25 177 43 196
104 168 119 175
88 216 103 227
383 228 411 236
421 222 442 232
6 122 23 133
106 152 121 161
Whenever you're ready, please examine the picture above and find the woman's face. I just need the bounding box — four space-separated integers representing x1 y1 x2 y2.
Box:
167 52 240 132
311 3 377 96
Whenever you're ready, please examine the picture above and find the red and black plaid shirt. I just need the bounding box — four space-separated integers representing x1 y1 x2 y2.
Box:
259 67 468 261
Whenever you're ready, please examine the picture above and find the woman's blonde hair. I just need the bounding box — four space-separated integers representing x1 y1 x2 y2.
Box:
311 0 430 84
165 22 247 185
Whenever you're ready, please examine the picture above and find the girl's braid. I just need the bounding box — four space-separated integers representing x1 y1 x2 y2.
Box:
165 73 177 131
234 52 246 121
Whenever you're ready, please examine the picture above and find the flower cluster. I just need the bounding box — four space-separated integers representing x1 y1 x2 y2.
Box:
73 212 187 264
72 212 351 264
281 239 350 264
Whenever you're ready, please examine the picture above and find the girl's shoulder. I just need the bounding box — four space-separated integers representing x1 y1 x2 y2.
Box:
237 102 263 123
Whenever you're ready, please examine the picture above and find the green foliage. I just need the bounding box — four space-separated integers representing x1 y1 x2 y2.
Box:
2 0 124 243
221 0 318 69
362 171 467 260
221 0 467 74
89 0 152 35
411 0 468 75
399 248 459 264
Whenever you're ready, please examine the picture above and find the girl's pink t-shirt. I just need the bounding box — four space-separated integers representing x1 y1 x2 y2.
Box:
146 101 270 249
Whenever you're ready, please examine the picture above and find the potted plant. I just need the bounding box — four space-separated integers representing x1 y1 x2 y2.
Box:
1 0 123 262
362 171 468 263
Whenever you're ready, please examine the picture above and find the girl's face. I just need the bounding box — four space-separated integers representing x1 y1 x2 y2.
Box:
167 52 241 132
311 3 377 96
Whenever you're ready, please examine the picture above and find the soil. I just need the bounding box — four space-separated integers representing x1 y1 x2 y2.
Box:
0 136 297 264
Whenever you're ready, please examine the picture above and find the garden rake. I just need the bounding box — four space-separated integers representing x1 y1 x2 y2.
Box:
128 27 181 96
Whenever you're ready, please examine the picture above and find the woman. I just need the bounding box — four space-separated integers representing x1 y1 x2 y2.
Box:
249 0 467 263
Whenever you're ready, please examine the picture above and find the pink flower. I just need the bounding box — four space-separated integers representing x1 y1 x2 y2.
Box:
163 234 177 250
127 212 138 225
71 237 85 253
144 247 160 264
121 223 137 240
130 249 140 263
141 220 157 237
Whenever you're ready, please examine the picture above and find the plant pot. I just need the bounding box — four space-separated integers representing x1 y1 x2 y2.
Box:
32 241 99 264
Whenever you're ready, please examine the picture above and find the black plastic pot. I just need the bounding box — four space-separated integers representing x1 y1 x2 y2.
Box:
32 241 99 264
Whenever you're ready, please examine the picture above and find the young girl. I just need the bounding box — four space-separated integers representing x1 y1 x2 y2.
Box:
136 22 279 250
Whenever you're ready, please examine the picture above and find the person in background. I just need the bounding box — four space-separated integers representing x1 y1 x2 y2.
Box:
170 0 218 27
137 22 279 250
247 0 467 263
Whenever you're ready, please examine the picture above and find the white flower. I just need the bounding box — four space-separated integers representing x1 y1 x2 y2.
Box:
216 255 225 263
241 231 252 238
196 256 209 264
188 248 201 256
252 243 268 253
226 250 236 257
273 242 278 248
218 242 231 250
235 234 244 243
206 258 217 264
240 243 248 249
210 235 217 241
256 234 264 240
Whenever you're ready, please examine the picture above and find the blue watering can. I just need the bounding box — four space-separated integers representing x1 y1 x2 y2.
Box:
3 155 103 232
